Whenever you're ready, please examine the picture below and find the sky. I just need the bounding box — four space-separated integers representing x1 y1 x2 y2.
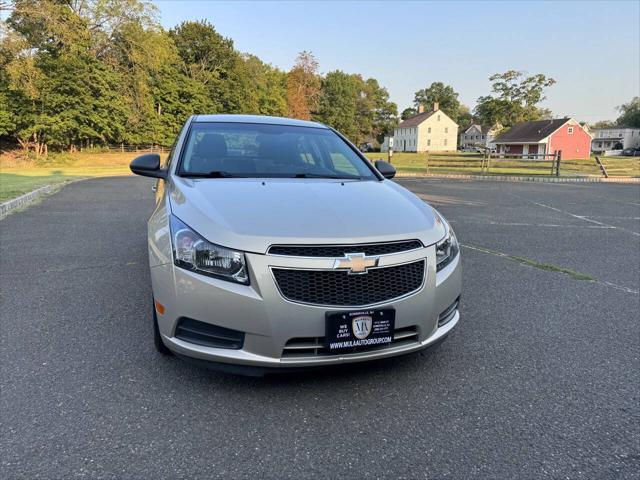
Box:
155 0 640 122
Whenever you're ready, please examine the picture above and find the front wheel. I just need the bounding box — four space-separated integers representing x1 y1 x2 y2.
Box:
153 300 172 355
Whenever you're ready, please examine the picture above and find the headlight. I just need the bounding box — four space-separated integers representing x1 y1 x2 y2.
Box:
169 215 249 285
435 216 459 272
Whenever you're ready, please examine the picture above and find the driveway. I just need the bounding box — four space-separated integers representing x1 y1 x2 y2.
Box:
1 177 638 478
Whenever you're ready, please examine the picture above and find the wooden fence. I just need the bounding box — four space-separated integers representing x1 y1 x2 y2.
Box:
424 151 562 176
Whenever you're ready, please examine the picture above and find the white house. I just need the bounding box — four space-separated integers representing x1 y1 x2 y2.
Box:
459 124 501 149
591 128 640 153
384 103 458 153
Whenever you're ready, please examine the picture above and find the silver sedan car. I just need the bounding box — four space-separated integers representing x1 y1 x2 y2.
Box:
130 115 461 375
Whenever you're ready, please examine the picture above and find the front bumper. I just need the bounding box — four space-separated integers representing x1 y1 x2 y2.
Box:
150 244 462 368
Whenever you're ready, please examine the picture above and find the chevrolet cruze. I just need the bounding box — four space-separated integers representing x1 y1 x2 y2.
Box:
130 115 461 374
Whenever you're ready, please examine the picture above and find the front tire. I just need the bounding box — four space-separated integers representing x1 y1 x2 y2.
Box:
153 301 172 355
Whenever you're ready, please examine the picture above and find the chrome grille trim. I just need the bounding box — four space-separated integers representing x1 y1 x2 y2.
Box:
267 240 423 258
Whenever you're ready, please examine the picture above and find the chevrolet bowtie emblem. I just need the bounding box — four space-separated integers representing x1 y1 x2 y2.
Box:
333 253 379 274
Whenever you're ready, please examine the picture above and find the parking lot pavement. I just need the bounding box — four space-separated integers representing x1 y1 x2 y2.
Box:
1 177 639 479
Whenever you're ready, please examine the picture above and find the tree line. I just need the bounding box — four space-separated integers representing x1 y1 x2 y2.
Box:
405 74 639 132
2 1 637 155
0 0 397 154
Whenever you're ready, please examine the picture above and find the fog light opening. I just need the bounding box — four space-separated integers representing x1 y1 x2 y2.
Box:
438 297 460 327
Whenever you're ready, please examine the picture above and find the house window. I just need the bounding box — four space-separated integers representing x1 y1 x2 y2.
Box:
437 115 441 121
619 133 623 137
428 127 431 133
445 127 448 134
568 127 574 134
476 135 479 139
427 139 431 146
597 142 602 148
444 138 448 146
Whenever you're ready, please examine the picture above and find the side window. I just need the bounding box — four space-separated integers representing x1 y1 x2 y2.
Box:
428 127 431 133
445 127 449 134
568 127 574 134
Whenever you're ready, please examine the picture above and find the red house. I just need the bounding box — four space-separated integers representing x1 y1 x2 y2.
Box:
492 118 592 160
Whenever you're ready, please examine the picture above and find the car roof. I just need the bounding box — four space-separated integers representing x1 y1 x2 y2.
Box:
193 114 329 129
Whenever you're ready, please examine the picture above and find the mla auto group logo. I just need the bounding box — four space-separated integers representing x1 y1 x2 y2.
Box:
352 315 373 339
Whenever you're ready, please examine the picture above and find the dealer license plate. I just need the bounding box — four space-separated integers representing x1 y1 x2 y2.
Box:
324 309 395 351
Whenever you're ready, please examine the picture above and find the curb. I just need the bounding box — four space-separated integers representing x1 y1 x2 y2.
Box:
396 173 640 184
0 184 54 217
0 178 87 219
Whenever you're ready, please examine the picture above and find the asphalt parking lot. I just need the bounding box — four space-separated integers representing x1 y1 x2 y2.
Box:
1 177 639 479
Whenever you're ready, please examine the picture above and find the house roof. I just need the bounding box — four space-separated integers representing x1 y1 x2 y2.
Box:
466 124 495 135
493 118 570 143
397 111 437 129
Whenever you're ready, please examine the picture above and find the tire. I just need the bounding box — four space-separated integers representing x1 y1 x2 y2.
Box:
153 300 172 355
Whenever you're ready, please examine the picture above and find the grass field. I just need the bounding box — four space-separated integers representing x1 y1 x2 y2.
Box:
365 152 640 177
1 149 638 202
0 151 143 201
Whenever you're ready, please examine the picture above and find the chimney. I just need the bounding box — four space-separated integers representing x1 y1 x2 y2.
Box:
417 104 425 114
433 102 439 112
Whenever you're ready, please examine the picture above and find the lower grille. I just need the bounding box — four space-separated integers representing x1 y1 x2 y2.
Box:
283 325 419 358
174 318 244 349
272 260 425 307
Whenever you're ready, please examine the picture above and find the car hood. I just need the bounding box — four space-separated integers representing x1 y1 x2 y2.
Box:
168 177 445 254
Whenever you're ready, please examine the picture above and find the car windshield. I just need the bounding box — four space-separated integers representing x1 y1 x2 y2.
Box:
178 122 377 180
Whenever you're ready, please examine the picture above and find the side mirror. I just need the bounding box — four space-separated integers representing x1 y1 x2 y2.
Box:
374 159 396 179
130 153 166 179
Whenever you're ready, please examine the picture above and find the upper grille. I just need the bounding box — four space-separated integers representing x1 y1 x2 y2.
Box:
268 240 422 257
272 260 425 307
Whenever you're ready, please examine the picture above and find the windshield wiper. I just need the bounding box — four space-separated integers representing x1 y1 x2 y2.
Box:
291 173 361 179
180 171 235 178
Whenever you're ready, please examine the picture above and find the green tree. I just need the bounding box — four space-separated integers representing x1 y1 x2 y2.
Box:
359 78 397 143
414 82 461 121
475 70 556 126
616 97 640 128
316 70 360 138
456 105 474 130
591 120 617 129
238 54 287 116
401 107 416 120
315 72 397 145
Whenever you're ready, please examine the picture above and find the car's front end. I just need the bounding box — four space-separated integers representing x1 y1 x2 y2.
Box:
150 224 461 372
133 115 462 374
